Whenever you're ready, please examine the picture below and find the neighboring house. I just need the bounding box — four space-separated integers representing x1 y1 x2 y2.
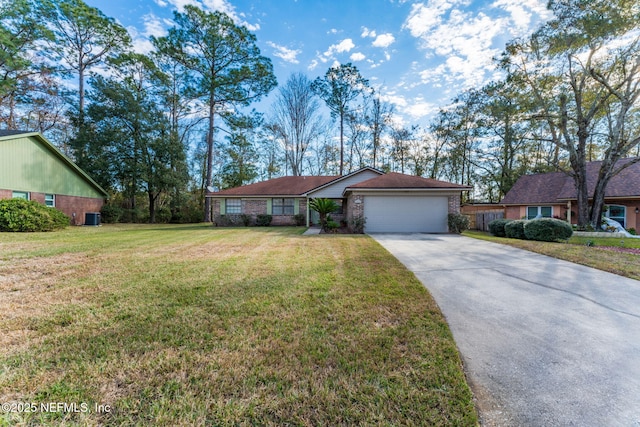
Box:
207 167 471 233
500 158 640 230
0 130 108 225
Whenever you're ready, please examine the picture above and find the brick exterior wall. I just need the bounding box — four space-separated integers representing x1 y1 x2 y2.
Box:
212 198 308 226
55 194 104 225
448 194 462 214
345 194 365 232
0 189 104 225
243 199 267 216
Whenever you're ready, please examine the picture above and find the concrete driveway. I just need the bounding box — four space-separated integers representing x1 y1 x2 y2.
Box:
372 233 640 427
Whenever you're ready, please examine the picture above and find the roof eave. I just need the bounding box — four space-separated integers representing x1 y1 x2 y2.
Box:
207 194 306 198
343 186 471 196
304 167 384 196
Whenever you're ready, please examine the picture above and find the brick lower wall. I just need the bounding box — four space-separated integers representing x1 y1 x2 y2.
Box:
448 194 462 214
0 189 104 225
55 195 104 225
212 198 308 226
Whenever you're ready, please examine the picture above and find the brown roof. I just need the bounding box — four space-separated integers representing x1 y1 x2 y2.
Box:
557 158 640 199
501 158 640 204
347 172 472 190
500 171 569 204
209 175 338 196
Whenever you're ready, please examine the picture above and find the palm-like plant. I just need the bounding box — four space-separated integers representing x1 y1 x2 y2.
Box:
309 198 338 231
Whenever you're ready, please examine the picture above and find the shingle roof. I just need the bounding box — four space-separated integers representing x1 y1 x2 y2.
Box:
500 171 569 204
347 172 472 190
500 158 640 204
209 175 338 196
557 158 640 199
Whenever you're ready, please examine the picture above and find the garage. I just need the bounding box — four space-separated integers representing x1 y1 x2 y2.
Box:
364 195 449 233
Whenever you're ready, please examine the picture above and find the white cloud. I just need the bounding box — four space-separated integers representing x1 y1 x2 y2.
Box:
319 38 355 62
380 92 408 108
162 0 260 31
308 59 319 71
333 38 355 53
404 99 439 119
143 14 168 38
267 42 301 64
402 0 550 92
491 0 551 33
127 13 169 54
350 52 366 62
372 33 395 48
402 0 465 38
361 27 376 38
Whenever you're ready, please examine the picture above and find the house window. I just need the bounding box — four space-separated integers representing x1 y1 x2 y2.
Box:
332 199 344 214
604 205 626 228
45 194 55 207
226 199 242 214
273 198 294 215
12 191 29 200
527 206 552 220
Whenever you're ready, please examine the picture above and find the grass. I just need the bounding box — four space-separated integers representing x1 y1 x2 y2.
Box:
464 230 640 281
0 224 477 426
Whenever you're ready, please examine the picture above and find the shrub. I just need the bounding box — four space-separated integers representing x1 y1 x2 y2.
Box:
349 215 367 234
325 219 340 233
120 208 146 223
488 218 512 237
504 220 527 240
240 213 253 226
155 207 172 224
100 204 123 223
448 213 470 234
215 214 243 226
293 213 306 226
0 199 70 232
256 214 272 226
524 218 573 242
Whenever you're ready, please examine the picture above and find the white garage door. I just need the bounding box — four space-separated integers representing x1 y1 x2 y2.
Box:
364 195 449 233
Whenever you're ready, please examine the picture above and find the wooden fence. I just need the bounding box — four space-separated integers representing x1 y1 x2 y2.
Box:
472 211 504 231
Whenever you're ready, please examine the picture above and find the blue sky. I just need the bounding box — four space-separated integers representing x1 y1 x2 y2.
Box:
85 0 552 127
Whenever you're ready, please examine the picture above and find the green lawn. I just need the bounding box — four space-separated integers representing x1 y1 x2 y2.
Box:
464 230 640 280
0 224 477 426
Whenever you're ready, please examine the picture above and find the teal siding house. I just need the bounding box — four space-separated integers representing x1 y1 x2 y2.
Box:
0 130 108 225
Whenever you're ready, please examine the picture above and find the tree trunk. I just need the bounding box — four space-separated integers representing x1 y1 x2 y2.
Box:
148 191 156 224
204 94 215 222
339 110 344 175
78 55 85 123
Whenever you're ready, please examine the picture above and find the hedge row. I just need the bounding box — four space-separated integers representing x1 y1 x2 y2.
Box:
488 218 573 242
0 199 70 232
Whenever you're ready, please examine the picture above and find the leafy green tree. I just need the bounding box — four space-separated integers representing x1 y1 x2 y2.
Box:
219 112 261 189
312 63 370 175
470 83 532 202
501 0 640 227
153 5 277 222
83 53 187 223
46 0 131 121
0 0 56 129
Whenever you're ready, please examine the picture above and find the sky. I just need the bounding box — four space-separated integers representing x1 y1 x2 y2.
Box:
84 0 553 128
